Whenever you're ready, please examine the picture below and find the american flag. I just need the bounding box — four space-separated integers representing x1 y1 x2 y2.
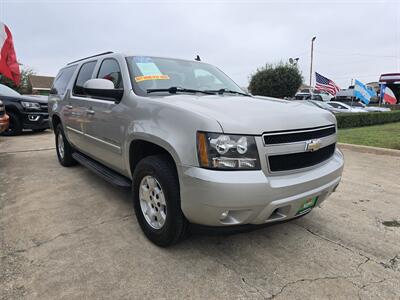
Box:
315 72 340 96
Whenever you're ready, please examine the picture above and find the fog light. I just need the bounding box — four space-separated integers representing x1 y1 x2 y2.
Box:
220 210 229 220
28 115 40 121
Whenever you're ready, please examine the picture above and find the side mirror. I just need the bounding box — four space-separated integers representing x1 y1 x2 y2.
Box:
83 79 123 102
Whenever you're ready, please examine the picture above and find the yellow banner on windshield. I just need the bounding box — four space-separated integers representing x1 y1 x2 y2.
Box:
135 75 170 82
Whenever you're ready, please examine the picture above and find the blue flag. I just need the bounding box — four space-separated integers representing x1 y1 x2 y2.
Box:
354 79 375 104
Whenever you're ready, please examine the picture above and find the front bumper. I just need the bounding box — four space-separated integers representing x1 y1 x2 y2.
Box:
180 149 344 226
22 112 49 130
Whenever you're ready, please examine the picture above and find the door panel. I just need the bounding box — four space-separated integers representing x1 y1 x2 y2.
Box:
81 57 126 173
83 98 125 173
62 93 88 150
65 60 98 154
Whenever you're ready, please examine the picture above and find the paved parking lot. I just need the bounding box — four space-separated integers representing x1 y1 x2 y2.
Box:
1 131 399 299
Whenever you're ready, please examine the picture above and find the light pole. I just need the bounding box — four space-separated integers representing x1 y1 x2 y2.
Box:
289 57 299 66
309 36 316 87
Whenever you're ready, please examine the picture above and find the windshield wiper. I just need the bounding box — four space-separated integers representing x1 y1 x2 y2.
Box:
205 88 250 97
147 87 215 95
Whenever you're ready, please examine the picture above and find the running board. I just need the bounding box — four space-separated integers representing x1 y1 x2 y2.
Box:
72 152 131 188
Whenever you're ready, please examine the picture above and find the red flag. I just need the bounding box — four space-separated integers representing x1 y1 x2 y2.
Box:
0 22 20 85
382 86 397 104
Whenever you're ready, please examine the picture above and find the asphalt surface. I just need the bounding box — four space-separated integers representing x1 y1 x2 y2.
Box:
0 131 399 299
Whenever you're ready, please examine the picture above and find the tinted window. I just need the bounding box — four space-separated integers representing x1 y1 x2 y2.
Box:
311 95 322 101
73 61 97 96
97 59 123 88
328 103 339 108
294 94 310 100
51 66 77 95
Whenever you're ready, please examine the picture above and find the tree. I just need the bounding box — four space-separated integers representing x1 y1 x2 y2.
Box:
248 62 303 98
0 67 36 94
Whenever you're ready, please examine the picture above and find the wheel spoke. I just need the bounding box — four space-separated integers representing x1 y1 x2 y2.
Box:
147 177 157 189
140 184 151 202
158 210 166 227
157 191 166 205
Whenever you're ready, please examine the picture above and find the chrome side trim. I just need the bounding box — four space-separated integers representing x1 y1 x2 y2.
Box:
66 126 121 152
85 133 121 151
66 126 83 135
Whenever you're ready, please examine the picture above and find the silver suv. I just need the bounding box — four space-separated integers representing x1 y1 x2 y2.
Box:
49 52 344 246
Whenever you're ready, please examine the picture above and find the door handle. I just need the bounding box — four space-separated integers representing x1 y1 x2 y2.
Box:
66 105 73 109
86 109 95 115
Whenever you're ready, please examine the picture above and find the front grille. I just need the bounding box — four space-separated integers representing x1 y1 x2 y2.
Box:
40 104 48 111
263 126 336 145
268 143 336 172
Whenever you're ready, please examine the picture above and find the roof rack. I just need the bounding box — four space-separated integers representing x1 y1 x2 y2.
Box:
67 51 114 65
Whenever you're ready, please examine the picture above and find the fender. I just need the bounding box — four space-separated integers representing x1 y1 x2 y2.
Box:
124 132 182 179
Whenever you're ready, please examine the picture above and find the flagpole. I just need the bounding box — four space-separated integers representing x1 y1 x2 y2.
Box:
309 36 316 87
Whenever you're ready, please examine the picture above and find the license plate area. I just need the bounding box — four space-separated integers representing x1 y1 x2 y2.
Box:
297 196 318 214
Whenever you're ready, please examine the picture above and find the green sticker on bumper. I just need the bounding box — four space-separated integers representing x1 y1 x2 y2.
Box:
297 197 318 214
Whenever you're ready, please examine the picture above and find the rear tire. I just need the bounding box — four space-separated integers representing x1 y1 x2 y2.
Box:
132 155 188 247
2 111 22 136
55 124 77 167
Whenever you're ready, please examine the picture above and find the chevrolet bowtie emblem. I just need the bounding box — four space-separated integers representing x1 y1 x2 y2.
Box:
305 139 321 152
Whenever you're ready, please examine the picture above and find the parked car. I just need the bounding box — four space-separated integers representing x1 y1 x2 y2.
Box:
298 100 343 114
49 52 344 246
341 101 391 112
326 101 368 113
335 86 379 104
0 84 49 136
0 100 9 133
295 89 333 102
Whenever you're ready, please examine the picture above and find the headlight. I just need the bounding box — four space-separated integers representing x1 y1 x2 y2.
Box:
21 101 40 110
197 132 260 170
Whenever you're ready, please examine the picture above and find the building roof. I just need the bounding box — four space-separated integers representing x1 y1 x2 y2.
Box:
28 75 54 90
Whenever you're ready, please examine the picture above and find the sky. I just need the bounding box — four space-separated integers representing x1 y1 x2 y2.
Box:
1 0 400 88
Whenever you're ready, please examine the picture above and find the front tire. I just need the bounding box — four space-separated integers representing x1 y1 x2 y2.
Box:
55 124 77 167
2 111 22 136
133 155 188 247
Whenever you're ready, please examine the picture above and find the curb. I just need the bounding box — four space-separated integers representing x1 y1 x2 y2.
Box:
338 143 400 157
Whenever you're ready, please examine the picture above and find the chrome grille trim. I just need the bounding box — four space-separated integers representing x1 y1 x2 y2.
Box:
262 124 336 146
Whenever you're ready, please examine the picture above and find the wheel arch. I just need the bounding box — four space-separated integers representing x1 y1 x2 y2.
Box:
4 104 20 116
51 114 62 131
128 137 181 180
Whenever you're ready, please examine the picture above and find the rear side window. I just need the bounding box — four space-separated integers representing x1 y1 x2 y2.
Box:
73 61 97 96
50 66 77 95
97 59 123 88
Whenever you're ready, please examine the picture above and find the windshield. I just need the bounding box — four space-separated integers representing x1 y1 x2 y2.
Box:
0 84 21 97
127 56 245 96
294 94 310 100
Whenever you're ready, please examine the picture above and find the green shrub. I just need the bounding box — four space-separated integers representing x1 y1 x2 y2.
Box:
248 63 302 98
336 111 400 129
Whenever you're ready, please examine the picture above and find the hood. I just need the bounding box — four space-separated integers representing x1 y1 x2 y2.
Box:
1 94 48 104
153 94 336 134
19 94 48 103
